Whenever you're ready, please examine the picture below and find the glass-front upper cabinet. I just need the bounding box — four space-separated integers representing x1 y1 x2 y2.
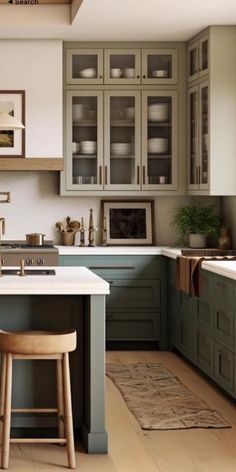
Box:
199 81 209 189
104 49 141 84
104 91 141 190
66 49 103 84
142 49 178 84
188 35 209 83
188 86 199 188
65 91 103 190
142 91 177 190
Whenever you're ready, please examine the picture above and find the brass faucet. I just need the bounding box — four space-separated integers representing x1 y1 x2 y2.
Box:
0 218 5 277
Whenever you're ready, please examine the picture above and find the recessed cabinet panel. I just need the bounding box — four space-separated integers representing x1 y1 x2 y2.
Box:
215 342 234 393
66 49 103 85
142 91 177 190
199 35 209 79
104 91 141 190
188 41 199 83
65 91 103 190
187 35 209 83
188 86 199 189
195 330 214 374
199 82 209 189
104 49 141 84
142 49 178 84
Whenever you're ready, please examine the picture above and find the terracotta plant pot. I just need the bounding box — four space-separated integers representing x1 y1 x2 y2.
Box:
189 233 207 249
62 231 76 246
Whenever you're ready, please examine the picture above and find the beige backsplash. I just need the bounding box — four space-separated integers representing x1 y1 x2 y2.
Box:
0 172 221 246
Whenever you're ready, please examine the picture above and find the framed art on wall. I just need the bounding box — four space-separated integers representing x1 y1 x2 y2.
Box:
101 200 155 245
0 90 25 158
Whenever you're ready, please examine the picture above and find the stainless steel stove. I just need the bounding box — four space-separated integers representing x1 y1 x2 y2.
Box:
0 241 58 266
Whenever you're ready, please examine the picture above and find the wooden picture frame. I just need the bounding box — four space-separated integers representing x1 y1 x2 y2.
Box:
101 200 155 246
0 90 25 158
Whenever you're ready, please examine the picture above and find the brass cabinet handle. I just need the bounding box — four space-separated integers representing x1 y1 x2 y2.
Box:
142 165 145 185
137 165 140 185
99 166 102 185
104 166 108 185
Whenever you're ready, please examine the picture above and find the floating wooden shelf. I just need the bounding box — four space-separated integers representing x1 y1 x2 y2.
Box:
0 158 64 172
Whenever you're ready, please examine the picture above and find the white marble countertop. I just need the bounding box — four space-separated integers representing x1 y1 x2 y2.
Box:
202 260 236 281
0 267 110 295
56 245 181 259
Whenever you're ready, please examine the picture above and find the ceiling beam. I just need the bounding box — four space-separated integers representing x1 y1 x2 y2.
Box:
70 0 83 23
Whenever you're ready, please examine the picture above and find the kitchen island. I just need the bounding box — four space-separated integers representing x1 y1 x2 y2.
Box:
0 267 109 454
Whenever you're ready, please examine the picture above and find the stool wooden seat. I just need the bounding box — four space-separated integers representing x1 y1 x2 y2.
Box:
0 329 77 470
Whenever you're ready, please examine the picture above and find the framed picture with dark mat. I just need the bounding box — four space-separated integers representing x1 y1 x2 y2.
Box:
101 200 154 246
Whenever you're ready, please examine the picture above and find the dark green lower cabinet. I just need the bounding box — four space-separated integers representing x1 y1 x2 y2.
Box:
214 342 234 394
106 310 160 341
194 330 214 375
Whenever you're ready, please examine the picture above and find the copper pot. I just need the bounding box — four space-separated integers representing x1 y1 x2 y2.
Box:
26 233 45 246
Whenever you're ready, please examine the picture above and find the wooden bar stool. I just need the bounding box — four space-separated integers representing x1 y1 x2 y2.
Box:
0 329 77 469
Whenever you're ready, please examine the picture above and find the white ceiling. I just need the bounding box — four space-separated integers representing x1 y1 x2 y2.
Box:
0 0 236 41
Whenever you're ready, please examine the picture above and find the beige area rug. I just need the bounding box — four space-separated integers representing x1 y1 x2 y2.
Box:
106 362 230 430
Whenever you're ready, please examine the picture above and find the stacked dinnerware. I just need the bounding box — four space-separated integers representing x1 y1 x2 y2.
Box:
73 104 84 121
148 103 168 122
148 138 168 154
79 68 96 78
151 69 168 78
80 141 97 154
111 142 131 156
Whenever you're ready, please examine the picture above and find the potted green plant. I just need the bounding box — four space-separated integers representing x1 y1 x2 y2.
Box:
173 204 222 248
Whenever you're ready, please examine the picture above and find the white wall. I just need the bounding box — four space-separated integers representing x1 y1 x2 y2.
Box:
0 40 63 158
0 172 221 245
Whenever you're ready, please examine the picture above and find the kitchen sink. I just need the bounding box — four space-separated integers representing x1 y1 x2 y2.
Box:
181 249 236 257
0 269 56 276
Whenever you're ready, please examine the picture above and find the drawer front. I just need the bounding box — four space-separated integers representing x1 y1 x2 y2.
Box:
214 275 235 308
106 313 160 341
198 298 213 332
195 330 214 375
59 255 162 278
200 270 214 300
107 279 160 309
214 305 234 349
215 342 234 393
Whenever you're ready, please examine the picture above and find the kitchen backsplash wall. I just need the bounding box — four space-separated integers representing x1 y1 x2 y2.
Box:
0 172 221 246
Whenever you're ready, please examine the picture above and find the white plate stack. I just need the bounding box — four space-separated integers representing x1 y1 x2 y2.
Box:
111 142 131 156
80 141 97 154
148 103 169 122
148 138 168 154
73 104 84 121
151 69 168 78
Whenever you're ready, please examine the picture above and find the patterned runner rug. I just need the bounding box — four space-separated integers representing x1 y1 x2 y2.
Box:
106 362 230 430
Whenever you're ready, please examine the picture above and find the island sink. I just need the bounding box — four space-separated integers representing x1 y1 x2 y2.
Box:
0 269 56 276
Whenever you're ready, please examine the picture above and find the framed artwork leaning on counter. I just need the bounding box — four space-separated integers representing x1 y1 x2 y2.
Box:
0 90 25 158
101 200 155 245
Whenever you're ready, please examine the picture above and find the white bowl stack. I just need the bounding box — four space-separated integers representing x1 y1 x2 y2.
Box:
80 141 97 154
111 142 131 156
148 138 168 154
73 104 84 121
123 68 135 78
79 68 96 78
148 103 169 122
151 69 168 78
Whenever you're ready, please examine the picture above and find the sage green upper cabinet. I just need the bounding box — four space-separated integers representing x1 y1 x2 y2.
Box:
104 49 141 84
65 90 103 190
142 49 178 85
187 34 209 83
188 80 209 191
142 90 178 189
66 48 104 85
187 26 236 195
104 91 141 190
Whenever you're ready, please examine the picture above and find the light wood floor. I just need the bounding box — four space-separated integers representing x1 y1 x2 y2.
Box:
5 351 236 471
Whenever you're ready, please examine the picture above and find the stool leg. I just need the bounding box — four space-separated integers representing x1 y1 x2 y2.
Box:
1 354 13 469
0 354 7 445
62 353 76 469
56 359 65 439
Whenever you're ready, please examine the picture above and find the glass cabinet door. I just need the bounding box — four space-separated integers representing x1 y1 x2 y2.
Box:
65 91 103 190
199 35 209 78
199 81 209 189
188 86 199 188
142 49 178 84
142 91 177 190
66 49 103 84
187 41 199 83
104 49 141 84
104 91 141 190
